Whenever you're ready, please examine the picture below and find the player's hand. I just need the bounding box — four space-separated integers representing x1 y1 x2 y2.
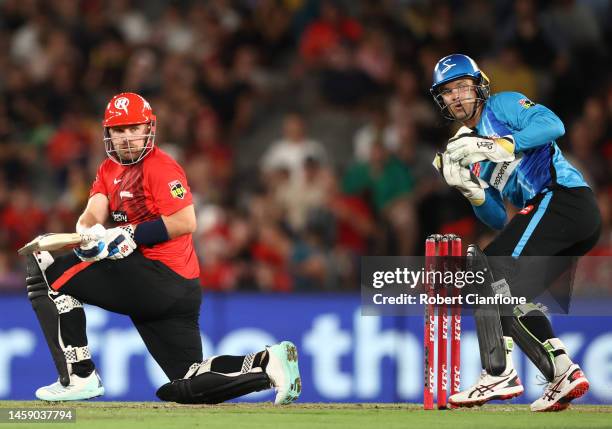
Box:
105 225 137 260
433 152 487 206
74 224 108 262
446 130 515 167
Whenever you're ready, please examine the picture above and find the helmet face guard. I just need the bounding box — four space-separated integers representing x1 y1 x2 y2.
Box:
103 122 156 165
102 93 157 165
430 54 490 121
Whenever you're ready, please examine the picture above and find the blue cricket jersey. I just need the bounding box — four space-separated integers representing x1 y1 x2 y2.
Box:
470 92 587 230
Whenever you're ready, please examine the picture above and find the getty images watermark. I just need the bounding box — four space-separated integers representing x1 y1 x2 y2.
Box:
360 256 529 316
370 266 526 306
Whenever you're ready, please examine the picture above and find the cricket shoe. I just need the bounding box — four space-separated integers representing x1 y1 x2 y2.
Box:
36 370 104 401
449 369 524 407
531 364 589 412
265 341 301 405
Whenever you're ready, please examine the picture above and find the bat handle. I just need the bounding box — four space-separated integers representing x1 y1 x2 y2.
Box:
80 234 98 244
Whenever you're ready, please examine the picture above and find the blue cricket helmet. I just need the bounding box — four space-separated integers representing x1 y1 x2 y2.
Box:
430 54 490 120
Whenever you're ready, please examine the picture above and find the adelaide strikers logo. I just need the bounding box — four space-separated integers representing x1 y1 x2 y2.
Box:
168 180 186 199
114 97 130 114
440 59 456 74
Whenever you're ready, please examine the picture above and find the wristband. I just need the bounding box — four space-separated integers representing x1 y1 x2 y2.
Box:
134 217 169 246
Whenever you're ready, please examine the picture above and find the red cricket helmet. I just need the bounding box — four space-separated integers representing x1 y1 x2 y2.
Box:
103 92 157 165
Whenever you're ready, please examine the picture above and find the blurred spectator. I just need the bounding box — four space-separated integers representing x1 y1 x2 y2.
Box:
276 156 334 233
353 106 398 162
355 28 394 86
0 186 46 250
318 42 375 107
500 0 558 71
261 112 327 182
198 59 254 140
565 119 607 187
46 111 92 186
342 141 416 254
484 45 537 100
388 67 438 136
299 0 362 67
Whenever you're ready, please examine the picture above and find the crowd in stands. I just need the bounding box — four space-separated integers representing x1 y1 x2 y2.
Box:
0 0 610 292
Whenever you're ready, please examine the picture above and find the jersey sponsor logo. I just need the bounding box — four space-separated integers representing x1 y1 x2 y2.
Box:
119 191 133 199
111 211 128 223
114 97 130 114
519 98 536 109
519 205 534 215
169 180 186 199
440 59 456 74
489 156 521 191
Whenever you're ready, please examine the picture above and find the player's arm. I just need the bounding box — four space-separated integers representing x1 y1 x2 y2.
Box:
76 193 109 231
493 92 565 152
160 204 197 239
472 187 506 231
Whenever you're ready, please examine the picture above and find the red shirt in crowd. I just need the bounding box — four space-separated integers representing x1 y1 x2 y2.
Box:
90 147 200 279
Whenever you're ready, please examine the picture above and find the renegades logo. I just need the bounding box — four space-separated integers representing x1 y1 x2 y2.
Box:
168 180 186 199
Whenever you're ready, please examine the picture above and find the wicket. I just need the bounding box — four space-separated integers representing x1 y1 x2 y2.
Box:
423 234 462 410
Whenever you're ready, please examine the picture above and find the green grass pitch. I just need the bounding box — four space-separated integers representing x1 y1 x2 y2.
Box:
2 401 611 429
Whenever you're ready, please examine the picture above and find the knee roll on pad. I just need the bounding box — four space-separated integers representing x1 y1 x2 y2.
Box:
156 372 271 404
510 303 555 381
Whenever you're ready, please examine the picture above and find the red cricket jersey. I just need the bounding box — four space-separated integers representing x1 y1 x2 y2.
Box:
90 147 200 279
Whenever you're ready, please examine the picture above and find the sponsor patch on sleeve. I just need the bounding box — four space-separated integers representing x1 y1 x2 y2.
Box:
168 180 186 199
518 98 536 109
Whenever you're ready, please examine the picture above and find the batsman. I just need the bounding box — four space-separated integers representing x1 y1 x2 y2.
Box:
430 54 601 411
23 92 301 405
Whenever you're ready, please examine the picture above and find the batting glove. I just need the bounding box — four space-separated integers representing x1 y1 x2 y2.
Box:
105 225 137 260
446 130 515 167
74 224 108 262
433 152 488 206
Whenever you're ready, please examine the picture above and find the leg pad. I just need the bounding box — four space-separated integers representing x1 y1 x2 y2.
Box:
510 303 555 381
467 244 506 376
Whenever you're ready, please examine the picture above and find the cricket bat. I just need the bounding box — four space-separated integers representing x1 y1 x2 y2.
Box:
17 233 97 255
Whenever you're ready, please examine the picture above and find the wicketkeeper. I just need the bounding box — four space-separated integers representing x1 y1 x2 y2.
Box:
430 54 600 411
24 92 301 404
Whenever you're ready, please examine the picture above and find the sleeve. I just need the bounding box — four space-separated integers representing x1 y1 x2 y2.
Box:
89 163 108 197
491 92 565 152
472 187 506 231
146 158 193 216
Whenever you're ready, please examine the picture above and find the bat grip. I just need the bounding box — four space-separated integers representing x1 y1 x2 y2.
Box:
80 234 98 245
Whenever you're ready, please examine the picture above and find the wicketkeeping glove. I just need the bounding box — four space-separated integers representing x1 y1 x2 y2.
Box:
105 225 137 260
446 129 515 167
74 224 108 262
433 152 488 206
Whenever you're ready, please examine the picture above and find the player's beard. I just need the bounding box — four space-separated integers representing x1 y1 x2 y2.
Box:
114 140 145 162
